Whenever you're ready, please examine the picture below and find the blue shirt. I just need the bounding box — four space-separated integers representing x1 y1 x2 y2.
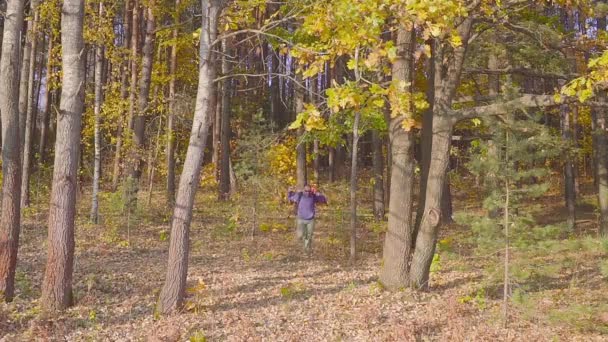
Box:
288 191 327 220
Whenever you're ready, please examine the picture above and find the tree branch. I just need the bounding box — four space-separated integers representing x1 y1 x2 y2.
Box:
452 94 608 123
463 67 577 80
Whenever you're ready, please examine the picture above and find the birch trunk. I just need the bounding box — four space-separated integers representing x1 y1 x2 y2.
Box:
90 2 104 223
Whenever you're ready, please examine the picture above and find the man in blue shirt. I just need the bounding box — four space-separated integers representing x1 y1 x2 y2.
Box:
288 184 327 253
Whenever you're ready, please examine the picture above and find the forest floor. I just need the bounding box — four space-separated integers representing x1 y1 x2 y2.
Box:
1 178 608 341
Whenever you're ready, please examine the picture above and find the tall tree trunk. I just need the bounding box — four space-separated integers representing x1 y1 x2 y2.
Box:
349 111 360 263
562 104 576 230
90 3 104 223
166 0 179 205
20 5 39 208
379 27 416 289
41 0 85 311
269 47 284 128
572 105 580 194
371 129 384 220
129 2 155 202
111 0 131 190
0 0 25 302
125 0 140 199
295 75 306 188
593 101 608 236
219 38 231 200
158 0 220 314
18 17 31 157
38 33 53 162
410 19 473 289
595 17 608 237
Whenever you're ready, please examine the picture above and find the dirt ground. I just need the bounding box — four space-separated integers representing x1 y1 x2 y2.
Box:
1 185 608 341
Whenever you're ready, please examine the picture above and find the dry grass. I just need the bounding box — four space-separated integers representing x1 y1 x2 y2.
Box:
0 179 607 341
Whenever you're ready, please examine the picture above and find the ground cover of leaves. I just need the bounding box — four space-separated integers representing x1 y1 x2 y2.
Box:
1 187 607 341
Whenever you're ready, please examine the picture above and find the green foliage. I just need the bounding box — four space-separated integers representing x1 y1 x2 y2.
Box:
189 331 207 342
462 109 564 296
548 304 608 334
279 282 307 299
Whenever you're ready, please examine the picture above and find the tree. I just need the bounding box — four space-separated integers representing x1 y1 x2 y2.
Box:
91 1 105 224
166 0 180 205
379 27 417 289
111 0 132 191
219 37 232 200
158 0 223 314
41 0 85 311
20 1 40 208
0 0 25 302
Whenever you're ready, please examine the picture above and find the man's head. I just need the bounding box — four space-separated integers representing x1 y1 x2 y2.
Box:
303 185 311 194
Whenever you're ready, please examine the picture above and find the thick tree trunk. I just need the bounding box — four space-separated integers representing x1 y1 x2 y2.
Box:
41 0 85 311
379 27 415 289
371 130 385 219
409 18 472 289
561 104 576 230
409 114 452 289
219 38 231 200
349 111 360 263
166 0 179 205
38 33 53 163
20 6 39 208
111 0 131 191
158 0 220 314
90 4 104 223
0 0 25 302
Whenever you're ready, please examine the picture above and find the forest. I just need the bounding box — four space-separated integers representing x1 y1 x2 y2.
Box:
2 0 608 340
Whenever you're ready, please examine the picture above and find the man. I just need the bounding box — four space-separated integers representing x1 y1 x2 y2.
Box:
287 184 327 253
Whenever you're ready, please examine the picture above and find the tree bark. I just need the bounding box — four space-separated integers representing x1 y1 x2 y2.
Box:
595 17 608 237
166 0 180 205
38 33 53 162
0 0 25 302
90 2 104 223
158 0 220 314
295 74 307 188
219 37 231 200
349 111 360 263
111 0 131 191
41 0 85 311
125 0 140 199
18 16 31 156
129 1 155 201
379 27 416 289
371 129 384 220
561 104 576 230
20 5 40 208
592 100 608 236
410 18 473 289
